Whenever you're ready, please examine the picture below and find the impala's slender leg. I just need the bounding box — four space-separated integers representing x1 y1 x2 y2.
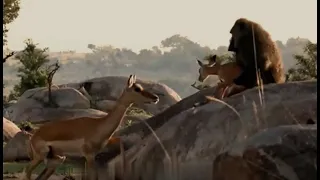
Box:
35 155 66 180
21 157 42 180
85 154 97 180
221 86 230 99
22 142 50 180
215 82 227 99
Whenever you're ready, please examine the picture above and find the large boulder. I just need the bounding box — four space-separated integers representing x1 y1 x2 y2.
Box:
7 87 90 123
7 107 105 124
3 117 21 141
3 131 31 162
212 124 317 180
102 80 317 180
60 76 182 115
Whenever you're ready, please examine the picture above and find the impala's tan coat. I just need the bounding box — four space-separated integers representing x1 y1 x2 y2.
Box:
196 55 242 99
22 75 159 180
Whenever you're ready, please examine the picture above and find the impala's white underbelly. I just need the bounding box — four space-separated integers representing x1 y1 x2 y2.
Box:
46 139 85 156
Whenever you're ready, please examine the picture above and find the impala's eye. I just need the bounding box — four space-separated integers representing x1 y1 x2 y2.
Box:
134 87 142 92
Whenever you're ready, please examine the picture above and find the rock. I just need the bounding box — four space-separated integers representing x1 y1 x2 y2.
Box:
103 81 316 180
60 76 181 115
3 117 21 141
9 108 107 124
7 87 91 123
213 125 317 180
6 81 316 180
19 87 90 109
95 100 117 112
3 131 31 162
3 173 64 180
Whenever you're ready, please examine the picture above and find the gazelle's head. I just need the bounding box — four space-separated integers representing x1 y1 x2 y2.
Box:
122 74 159 105
196 55 220 82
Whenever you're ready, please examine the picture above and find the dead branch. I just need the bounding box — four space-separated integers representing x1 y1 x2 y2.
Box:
3 51 16 63
46 61 61 107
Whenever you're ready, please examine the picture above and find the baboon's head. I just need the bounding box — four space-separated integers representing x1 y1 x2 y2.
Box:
228 18 252 52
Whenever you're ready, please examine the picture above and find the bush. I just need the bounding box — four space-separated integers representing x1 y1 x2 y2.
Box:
9 39 51 100
286 42 317 81
18 120 34 132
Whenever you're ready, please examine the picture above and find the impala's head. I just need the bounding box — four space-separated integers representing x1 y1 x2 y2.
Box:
196 55 220 82
122 74 159 105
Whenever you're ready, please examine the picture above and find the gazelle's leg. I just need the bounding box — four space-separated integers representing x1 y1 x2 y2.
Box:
84 154 97 180
35 155 66 180
225 84 246 97
221 86 229 99
22 142 50 180
21 158 42 180
214 82 227 99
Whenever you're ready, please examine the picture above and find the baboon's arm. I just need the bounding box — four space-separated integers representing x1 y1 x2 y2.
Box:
233 69 257 89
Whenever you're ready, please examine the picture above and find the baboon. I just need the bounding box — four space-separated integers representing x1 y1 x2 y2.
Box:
227 18 285 95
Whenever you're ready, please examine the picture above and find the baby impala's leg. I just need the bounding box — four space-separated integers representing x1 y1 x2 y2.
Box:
221 86 229 99
215 82 228 99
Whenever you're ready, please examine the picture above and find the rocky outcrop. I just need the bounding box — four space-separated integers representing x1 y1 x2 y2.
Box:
60 76 181 115
213 125 317 180
3 131 31 162
3 81 316 180
7 87 91 123
8 107 107 124
3 117 21 141
103 81 317 180
6 76 181 123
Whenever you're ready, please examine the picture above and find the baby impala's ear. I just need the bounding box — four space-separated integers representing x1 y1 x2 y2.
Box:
127 74 135 88
197 58 203 66
209 55 217 62
207 55 217 67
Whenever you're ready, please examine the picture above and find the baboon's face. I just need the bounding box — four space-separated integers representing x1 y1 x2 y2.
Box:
228 20 249 52
228 37 237 52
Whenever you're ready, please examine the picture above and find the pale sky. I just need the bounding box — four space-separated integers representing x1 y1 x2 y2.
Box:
7 0 317 53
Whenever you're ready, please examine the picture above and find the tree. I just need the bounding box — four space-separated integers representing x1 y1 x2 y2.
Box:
3 51 16 63
87 44 122 67
286 42 317 81
46 61 61 107
9 39 51 100
3 0 21 46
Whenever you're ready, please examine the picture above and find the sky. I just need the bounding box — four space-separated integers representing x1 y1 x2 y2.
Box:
6 0 317 53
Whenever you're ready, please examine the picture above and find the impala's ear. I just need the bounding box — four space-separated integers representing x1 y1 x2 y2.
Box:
209 55 217 63
207 55 217 67
127 74 135 88
132 74 137 83
197 59 203 66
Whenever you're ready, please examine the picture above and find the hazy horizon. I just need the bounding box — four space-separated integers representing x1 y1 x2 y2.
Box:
6 0 317 53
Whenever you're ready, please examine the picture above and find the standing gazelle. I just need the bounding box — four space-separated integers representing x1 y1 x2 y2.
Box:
22 75 159 180
196 55 242 99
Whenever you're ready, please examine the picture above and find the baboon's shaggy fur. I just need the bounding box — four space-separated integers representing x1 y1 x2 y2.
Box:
228 18 285 89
